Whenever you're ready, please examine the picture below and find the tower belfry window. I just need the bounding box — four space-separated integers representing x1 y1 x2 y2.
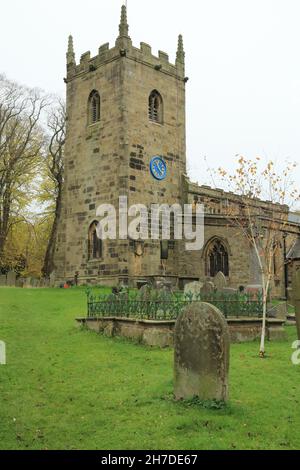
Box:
148 90 163 124
88 90 100 125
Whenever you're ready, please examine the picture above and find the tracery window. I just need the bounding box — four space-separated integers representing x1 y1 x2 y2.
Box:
206 239 229 277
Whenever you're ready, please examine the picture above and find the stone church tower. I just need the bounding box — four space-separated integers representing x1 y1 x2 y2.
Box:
54 6 187 286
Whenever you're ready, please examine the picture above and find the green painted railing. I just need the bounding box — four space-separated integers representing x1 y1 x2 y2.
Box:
86 289 263 320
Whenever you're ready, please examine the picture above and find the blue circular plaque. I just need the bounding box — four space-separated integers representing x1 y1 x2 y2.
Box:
150 156 167 181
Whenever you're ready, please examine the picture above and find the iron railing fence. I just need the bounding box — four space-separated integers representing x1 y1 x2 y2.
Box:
86 290 263 320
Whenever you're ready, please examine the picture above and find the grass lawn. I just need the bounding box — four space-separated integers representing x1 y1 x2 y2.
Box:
0 287 299 450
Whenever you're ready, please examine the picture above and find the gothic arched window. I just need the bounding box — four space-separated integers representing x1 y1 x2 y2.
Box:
148 90 163 124
88 221 102 260
206 239 229 277
88 90 100 125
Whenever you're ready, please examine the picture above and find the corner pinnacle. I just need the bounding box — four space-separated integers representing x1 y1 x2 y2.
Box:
176 34 185 65
67 35 75 66
119 5 129 38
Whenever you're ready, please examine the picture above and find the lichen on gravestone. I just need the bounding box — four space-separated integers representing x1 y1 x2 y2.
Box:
174 302 230 402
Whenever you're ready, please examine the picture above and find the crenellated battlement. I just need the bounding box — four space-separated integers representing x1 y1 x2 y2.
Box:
187 178 289 214
66 5 185 81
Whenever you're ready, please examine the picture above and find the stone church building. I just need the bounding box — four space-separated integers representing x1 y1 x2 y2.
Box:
54 6 300 297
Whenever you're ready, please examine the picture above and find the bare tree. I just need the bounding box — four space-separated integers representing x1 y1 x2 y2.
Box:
42 101 65 277
0 75 48 256
217 156 300 357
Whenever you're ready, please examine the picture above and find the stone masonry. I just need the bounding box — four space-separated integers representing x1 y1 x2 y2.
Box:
53 6 299 295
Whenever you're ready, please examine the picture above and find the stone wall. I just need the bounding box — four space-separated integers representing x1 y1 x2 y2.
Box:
53 6 300 293
178 222 251 289
77 316 287 347
54 10 186 287
181 182 299 298
0 276 50 288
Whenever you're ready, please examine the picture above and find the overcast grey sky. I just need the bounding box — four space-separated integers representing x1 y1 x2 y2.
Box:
1 0 300 190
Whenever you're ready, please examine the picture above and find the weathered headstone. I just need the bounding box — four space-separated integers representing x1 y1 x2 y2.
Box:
30 278 39 288
184 281 203 300
292 268 300 343
222 287 238 296
214 272 227 291
138 284 152 301
155 279 173 293
154 288 173 304
6 271 16 287
245 284 263 299
200 281 215 295
49 271 56 288
0 341 6 365
118 287 129 302
174 302 230 402
24 277 31 288
267 303 287 320
15 278 24 288
0 275 7 286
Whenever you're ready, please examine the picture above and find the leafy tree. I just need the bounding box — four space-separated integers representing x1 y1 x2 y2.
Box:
40 101 65 277
0 75 48 257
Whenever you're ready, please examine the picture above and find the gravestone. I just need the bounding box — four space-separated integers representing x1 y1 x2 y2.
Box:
118 287 129 302
267 303 287 320
155 279 173 293
136 280 149 290
0 275 7 286
24 277 31 288
200 281 215 296
222 287 238 296
30 278 39 288
153 287 173 303
214 272 227 291
49 271 56 288
138 284 152 301
15 278 24 288
0 341 6 365
292 268 300 343
184 281 203 300
245 284 263 299
6 271 16 287
174 302 230 402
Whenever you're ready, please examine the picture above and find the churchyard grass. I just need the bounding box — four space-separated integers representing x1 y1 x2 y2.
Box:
0 287 299 450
